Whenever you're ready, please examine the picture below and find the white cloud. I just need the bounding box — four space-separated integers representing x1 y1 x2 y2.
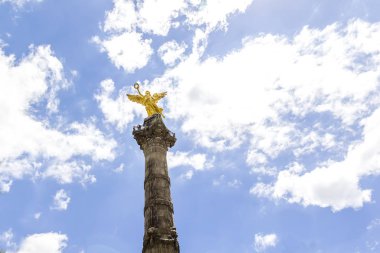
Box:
168 151 212 171
96 0 255 70
43 161 96 185
227 179 242 188
168 151 213 180
254 233 278 252
251 106 380 212
186 0 254 31
137 0 186 36
366 240 380 252
1 231 67 253
95 1 380 213
250 183 274 199
0 0 43 8
180 170 194 180
96 0 188 72
250 166 278 177
0 229 15 248
367 219 380 230
34 213 41 220
103 0 186 36
95 79 144 131
113 164 124 173
102 0 254 36
0 178 12 193
212 174 225 186
149 19 380 210
0 39 6 48
16 233 67 253
103 0 137 33
92 32 153 73
51 189 71 211
213 175 242 188
154 19 380 151
0 45 116 192
158 40 188 66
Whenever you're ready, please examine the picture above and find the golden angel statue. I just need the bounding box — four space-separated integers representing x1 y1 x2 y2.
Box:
127 83 167 118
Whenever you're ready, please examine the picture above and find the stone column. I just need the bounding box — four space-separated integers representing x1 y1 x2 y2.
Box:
133 114 180 253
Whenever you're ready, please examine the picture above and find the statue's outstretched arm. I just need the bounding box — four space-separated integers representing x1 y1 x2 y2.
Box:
153 92 167 103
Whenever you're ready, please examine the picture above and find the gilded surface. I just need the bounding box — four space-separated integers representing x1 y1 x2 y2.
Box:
127 83 167 118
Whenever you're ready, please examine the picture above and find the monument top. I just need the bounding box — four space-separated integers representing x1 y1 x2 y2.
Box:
127 83 167 118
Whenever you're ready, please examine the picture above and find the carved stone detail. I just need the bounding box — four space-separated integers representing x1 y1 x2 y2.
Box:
133 114 180 253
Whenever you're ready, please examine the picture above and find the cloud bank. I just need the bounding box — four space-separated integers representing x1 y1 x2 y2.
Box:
0 45 116 192
95 1 380 212
94 0 254 72
152 19 380 211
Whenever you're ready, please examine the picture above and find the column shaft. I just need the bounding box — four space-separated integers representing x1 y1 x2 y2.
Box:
133 114 179 253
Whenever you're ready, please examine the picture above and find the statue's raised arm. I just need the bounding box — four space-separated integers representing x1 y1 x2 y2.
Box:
126 83 144 104
126 83 167 118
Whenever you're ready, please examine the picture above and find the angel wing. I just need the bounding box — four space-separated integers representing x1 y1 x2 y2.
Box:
153 92 167 102
127 94 144 105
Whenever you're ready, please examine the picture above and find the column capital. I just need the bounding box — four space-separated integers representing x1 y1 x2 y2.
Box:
133 114 176 150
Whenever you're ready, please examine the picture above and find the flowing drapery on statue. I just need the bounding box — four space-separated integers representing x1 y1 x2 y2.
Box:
127 83 167 118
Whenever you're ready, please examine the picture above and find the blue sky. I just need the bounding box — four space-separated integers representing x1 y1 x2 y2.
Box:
0 0 380 252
